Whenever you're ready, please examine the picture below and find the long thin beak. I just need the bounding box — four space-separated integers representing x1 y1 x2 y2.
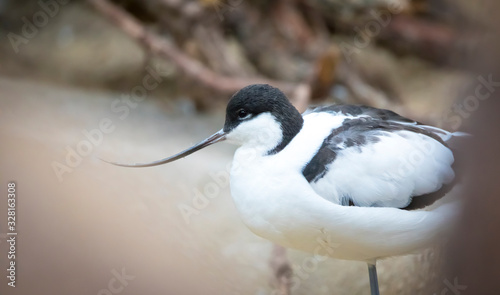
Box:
102 129 226 168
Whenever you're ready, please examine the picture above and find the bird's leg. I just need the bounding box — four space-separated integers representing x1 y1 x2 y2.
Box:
367 262 380 295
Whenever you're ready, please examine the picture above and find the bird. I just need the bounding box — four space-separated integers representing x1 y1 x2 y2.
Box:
106 84 465 295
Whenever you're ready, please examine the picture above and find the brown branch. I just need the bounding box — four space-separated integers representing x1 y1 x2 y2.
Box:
88 0 309 110
379 16 463 67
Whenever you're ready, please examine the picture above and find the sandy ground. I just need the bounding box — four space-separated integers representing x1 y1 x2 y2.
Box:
0 77 449 295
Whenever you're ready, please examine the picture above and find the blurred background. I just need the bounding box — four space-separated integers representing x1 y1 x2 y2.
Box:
0 0 498 294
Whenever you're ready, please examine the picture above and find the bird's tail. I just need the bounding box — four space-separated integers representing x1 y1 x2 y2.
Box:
420 125 471 142
449 131 470 138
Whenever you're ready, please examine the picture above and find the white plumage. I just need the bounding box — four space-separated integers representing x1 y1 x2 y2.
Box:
228 110 459 263
107 84 465 295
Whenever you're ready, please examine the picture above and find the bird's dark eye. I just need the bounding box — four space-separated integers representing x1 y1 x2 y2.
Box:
237 109 250 120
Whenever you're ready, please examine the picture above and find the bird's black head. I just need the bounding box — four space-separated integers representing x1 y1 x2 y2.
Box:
223 84 303 154
102 84 304 168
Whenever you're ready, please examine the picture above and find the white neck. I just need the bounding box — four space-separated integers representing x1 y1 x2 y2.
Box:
226 113 283 156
